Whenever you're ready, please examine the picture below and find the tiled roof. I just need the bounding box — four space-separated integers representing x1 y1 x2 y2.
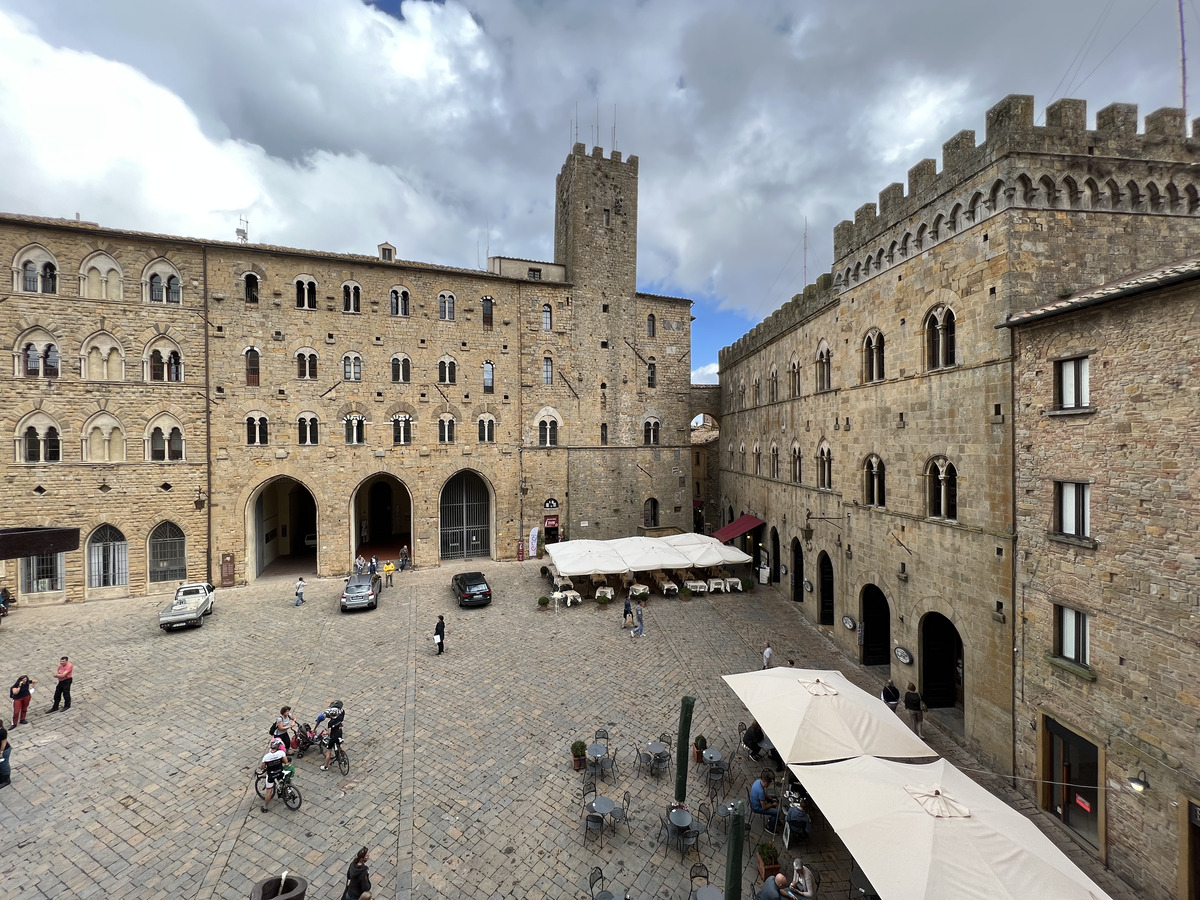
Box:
1002 254 1200 327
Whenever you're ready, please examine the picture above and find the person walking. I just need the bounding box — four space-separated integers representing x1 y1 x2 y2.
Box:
294 577 307 607
630 598 645 638
434 615 445 654
881 679 900 712
259 737 290 813
903 682 926 738
383 560 395 586
369 555 378 576
762 641 774 669
399 545 409 571
48 656 73 712
622 595 634 628
341 847 372 900
9 675 35 726
0 721 9 788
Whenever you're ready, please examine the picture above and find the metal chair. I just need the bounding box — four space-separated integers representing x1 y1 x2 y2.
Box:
659 731 673 747
688 863 709 900
594 728 610 749
712 798 733 833
658 813 679 854
608 789 632 835
588 866 614 900
693 802 712 848
707 760 728 801
599 746 620 784
579 782 597 818
585 753 602 780
746 784 777 836
636 745 654 777
679 827 700 860
651 751 670 778
583 811 606 848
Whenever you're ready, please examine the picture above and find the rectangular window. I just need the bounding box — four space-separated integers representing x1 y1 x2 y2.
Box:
527 268 541 281
1054 357 1090 409
1043 716 1100 849
600 423 608 445
1054 481 1090 537
543 358 553 385
21 552 64 593
1055 605 1090 666
603 209 610 226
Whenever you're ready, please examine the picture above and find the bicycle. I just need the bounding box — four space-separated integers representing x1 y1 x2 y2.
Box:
321 733 351 775
254 764 303 810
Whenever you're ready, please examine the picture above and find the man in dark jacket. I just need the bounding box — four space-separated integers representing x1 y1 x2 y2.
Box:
343 847 371 900
434 615 445 654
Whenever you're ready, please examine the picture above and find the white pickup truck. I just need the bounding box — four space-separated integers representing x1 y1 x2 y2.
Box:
159 582 216 630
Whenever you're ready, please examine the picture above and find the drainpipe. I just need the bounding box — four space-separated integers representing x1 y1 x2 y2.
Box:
1008 325 1018 790
202 244 213 584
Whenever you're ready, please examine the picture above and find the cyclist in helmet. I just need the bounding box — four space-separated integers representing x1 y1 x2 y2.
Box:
260 737 290 813
315 700 345 771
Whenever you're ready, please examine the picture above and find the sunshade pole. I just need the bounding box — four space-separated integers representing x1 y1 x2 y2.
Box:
675 695 695 806
724 800 745 899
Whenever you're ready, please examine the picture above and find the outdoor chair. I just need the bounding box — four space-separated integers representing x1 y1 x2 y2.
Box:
608 790 632 835
651 751 670 778
689 863 709 900
579 782 597 818
658 731 673 747
586 754 602 780
707 760 728 801
588 867 614 900
658 813 679 854
599 746 620 783
679 827 700 860
583 811 605 848
594 728 610 749
693 802 712 848
746 784 777 836
636 745 654 777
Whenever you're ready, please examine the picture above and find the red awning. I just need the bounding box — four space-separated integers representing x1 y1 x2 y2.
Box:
711 514 765 543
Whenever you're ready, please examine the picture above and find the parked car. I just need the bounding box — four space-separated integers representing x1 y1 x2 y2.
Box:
304 533 317 549
159 582 216 630
341 572 382 611
451 571 492 608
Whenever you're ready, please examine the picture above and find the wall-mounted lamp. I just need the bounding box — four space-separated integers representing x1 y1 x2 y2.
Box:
1129 769 1149 792
194 488 209 511
803 510 843 542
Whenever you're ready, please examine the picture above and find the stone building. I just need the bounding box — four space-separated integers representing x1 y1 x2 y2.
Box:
0 143 692 602
1003 259 1200 900
717 94 1200 777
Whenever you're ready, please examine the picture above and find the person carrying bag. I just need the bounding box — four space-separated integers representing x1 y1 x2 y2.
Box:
341 847 371 900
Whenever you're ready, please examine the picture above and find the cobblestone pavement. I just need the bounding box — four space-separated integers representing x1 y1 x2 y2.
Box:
0 560 1135 899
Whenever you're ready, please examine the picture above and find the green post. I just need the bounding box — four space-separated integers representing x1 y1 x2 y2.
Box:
675 695 696 806
725 799 746 899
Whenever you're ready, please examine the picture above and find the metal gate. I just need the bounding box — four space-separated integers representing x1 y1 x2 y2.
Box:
440 471 490 560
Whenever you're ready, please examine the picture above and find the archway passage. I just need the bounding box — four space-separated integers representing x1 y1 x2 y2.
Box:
769 527 780 583
861 584 891 666
921 611 964 709
791 539 804 602
440 470 491 561
252 477 317 578
818 551 835 626
354 474 413 561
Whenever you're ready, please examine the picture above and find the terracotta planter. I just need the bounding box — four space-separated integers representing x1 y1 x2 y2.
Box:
756 855 781 882
692 745 704 763
572 755 586 771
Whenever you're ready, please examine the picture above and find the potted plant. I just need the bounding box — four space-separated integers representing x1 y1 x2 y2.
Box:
680 586 692 600
596 593 610 608
692 734 707 763
631 586 650 603
570 740 588 771
755 841 781 881
540 565 549 577
538 595 550 609
742 576 755 592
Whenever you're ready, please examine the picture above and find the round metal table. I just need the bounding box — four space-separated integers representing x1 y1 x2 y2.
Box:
587 743 608 759
668 807 693 829
591 795 616 816
647 741 667 756
695 887 722 900
702 747 723 764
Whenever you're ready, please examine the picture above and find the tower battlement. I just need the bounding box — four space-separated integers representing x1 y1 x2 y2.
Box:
562 142 639 174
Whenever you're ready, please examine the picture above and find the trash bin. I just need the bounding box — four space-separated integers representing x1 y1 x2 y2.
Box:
249 875 307 900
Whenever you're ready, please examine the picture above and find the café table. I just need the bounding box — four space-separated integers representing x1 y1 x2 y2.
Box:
628 583 649 600
715 800 735 832
647 741 667 756
724 577 743 592
587 743 608 761
684 579 708 594
563 590 582 606
669 807 693 829
591 795 616 816
695 887 723 900
707 577 725 593
595 586 614 602
702 748 723 765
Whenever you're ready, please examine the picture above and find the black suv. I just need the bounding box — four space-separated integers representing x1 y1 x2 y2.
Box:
451 572 492 608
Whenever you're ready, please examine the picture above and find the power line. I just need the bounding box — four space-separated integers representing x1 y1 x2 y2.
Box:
1070 0 1165 95
1041 0 1115 122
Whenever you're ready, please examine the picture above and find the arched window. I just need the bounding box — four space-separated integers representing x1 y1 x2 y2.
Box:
863 330 885 383
478 416 495 443
818 442 832 489
542 357 553 385
926 457 958 520
770 444 780 479
87 524 128 588
391 288 410 317
392 414 412 445
245 416 269 445
392 356 410 383
754 445 762 476
41 263 57 294
753 377 761 405
296 279 317 310
482 297 494 330
22 262 37 292
342 283 361 313
344 415 365 445
643 419 660 445
647 314 656 337
343 353 362 381
643 497 659 527
166 276 181 303
600 423 608 445
538 418 559 446
150 273 163 303
296 352 318 379
740 443 746 472
165 351 182 382
150 427 165 460
22 342 59 378
768 368 778 403
816 342 832 392
791 445 801 483
439 291 455 321
647 359 657 388
542 304 552 331
439 359 457 384
483 361 495 394
925 306 957 370
83 415 126 462
23 425 41 462
245 348 260 386
149 425 185 461
864 455 886 507
297 416 319 445
148 522 186 582
244 273 259 303
438 415 456 444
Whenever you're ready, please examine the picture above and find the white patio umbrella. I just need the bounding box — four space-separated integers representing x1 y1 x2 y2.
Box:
605 536 693 573
660 532 753 567
543 540 630 577
721 668 934 763
791 757 1112 900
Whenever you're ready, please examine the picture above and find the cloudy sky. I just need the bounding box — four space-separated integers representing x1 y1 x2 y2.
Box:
0 0 1190 380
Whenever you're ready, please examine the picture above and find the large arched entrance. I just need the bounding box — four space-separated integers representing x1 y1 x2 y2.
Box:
818 551 834 626
921 612 964 709
248 476 318 579
769 527 780 583
440 470 493 561
791 538 804 602
352 474 413 561
860 584 891 666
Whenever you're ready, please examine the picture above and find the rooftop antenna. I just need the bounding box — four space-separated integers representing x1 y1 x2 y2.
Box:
236 216 249 243
575 101 579 145
1180 0 1188 127
486 217 490 260
612 103 618 152
596 98 600 148
803 217 808 286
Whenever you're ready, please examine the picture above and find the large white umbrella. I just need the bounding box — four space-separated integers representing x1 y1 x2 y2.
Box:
791 757 1112 900
543 540 630 577
605 536 693 572
722 668 934 763
660 532 753 566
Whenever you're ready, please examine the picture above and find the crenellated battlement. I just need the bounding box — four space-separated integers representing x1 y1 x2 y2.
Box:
832 95 1200 263
562 142 639 174
719 272 836 368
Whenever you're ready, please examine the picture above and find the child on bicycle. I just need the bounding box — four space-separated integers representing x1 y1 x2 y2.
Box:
260 737 290 813
315 699 345 771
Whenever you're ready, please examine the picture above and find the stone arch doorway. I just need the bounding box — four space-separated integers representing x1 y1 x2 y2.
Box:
440 470 493 561
351 473 413 562
769 527 780 583
818 551 834 626
791 538 804 602
860 584 890 666
920 611 964 709
246 476 318 579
